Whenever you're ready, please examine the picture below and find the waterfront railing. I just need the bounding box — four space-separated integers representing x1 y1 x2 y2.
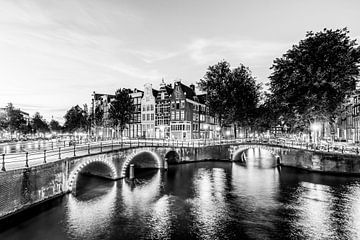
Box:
0 138 359 172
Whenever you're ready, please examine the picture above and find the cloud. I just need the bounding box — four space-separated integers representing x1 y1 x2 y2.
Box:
127 49 181 63
187 38 289 65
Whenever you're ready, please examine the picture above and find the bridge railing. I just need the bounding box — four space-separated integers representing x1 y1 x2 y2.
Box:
1 137 359 172
0 138 241 171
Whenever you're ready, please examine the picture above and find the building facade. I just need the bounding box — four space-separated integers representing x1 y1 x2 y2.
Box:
92 80 220 140
141 83 157 138
155 80 173 139
127 89 143 138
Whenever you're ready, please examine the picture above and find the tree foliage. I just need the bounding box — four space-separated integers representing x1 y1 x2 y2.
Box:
269 28 360 130
198 61 260 129
49 119 62 132
31 112 49 134
1 103 27 134
63 105 88 133
92 104 104 126
108 88 134 136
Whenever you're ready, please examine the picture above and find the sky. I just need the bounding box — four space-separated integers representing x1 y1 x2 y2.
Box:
0 0 359 123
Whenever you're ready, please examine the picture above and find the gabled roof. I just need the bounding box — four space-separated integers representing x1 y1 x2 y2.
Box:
152 89 159 97
165 85 173 95
177 82 197 101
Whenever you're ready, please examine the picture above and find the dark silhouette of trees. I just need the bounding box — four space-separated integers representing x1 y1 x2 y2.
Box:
108 88 134 137
269 28 360 132
1 103 27 135
31 112 49 135
63 105 88 133
198 60 261 137
49 119 62 133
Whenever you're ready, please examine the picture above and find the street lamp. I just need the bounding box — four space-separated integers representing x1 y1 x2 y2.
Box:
226 130 231 139
310 122 321 144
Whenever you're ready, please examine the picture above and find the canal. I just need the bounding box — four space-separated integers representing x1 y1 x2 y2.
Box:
1 148 360 239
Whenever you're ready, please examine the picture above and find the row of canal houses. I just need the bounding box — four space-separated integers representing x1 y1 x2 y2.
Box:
92 80 219 140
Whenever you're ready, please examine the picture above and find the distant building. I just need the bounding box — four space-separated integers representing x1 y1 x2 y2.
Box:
91 80 221 140
141 83 158 138
127 88 143 138
155 80 173 138
92 92 115 138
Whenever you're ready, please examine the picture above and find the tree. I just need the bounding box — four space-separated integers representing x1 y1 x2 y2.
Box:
227 64 261 136
31 112 49 135
198 61 261 137
108 88 134 137
63 105 88 133
3 103 27 135
269 28 360 133
49 119 62 133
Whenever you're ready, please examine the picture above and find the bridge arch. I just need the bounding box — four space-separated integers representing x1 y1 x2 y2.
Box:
120 149 163 178
68 158 118 191
232 146 281 164
164 150 180 164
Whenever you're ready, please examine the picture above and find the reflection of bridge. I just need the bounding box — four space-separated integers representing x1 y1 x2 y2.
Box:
1 139 360 220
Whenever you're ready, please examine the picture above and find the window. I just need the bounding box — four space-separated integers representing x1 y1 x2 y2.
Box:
147 105 150 111
142 114 145 121
171 111 175 120
171 103 175 109
143 106 146 111
150 105 154 111
180 100 185 108
176 111 179 120
176 102 180 109
147 114 150 121
181 111 184 120
151 114 154 120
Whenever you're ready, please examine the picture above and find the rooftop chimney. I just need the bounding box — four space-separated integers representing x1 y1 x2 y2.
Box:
190 84 195 93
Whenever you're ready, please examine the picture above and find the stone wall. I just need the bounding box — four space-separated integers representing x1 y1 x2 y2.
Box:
280 149 360 175
0 161 66 220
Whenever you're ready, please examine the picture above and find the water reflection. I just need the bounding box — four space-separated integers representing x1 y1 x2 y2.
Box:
66 178 117 239
190 168 227 240
2 149 360 240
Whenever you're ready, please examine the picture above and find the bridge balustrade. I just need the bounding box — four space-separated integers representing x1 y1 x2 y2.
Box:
0 138 359 172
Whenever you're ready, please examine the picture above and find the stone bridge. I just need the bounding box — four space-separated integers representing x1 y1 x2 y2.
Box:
2 142 360 220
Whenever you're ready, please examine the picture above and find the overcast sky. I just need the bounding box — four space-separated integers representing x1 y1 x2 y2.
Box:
0 0 359 123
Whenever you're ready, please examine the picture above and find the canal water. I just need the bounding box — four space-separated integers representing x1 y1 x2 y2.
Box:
1 148 360 240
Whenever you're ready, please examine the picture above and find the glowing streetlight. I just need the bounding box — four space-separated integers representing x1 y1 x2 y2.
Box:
310 122 322 143
226 130 231 139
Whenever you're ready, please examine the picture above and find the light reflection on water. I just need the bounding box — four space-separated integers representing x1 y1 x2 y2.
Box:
1 148 360 239
66 182 117 239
